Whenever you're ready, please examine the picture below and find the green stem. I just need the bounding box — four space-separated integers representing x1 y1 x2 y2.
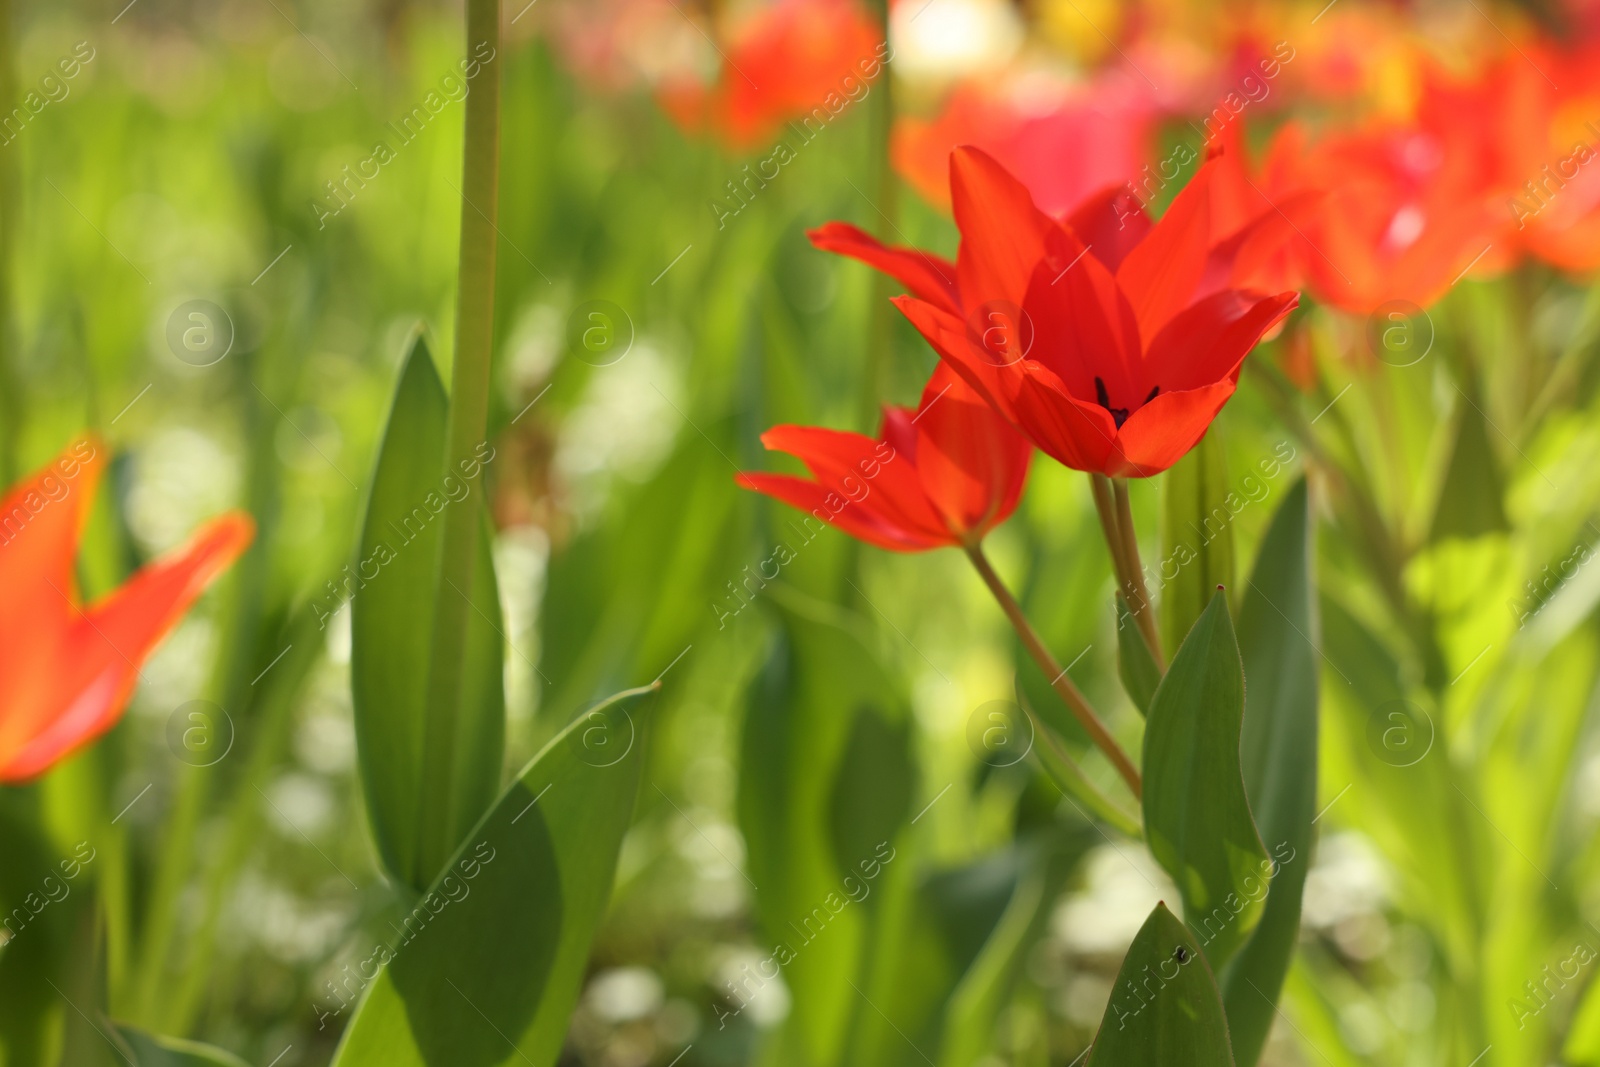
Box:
1094 476 1163 669
964 543 1141 799
417 0 501 881
0 0 17 484
860 0 895 429
1015 686 1140 836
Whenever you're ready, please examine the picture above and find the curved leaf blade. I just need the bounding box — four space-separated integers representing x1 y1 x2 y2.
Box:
1221 477 1319 1066
351 336 505 891
1160 432 1236 655
1142 591 1269 968
1117 593 1161 716
1085 903 1236 1067
111 1023 250 1066
330 685 650 1067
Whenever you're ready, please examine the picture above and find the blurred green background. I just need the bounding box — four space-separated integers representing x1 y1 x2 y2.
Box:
6 1 1600 1065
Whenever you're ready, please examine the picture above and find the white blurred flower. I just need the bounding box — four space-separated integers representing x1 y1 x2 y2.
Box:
1302 831 1390 930
124 426 242 553
586 967 665 1023
554 344 680 522
890 0 1022 82
1051 845 1176 956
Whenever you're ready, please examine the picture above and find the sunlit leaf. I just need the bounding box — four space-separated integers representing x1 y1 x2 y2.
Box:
1085 903 1236 1066
1429 386 1508 542
1160 432 1235 655
330 685 651 1067
351 335 505 891
740 586 914 1067
1220 478 1319 1067
1142 591 1269 968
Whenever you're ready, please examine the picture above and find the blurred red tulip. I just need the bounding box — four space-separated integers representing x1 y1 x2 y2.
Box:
893 75 1156 216
657 0 885 152
1255 105 1503 313
738 363 1031 550
818 147 1297 477
0 437 253 783
1462 46 1600 274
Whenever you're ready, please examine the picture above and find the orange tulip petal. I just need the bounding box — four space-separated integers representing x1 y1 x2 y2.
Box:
0 510 254 782
808 222 962 315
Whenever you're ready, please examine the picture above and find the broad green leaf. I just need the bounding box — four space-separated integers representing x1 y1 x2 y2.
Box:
1143 591 1269 968
330 685 650 1067
937 833 1091 1067
0 795 81 1066
1160 432 1235 655
829 706 914 887
1116 594 1161 716
740 586 913 1067
1085 903 1236 1067
1220 478 1319 1067
1564 967 1600 1064
351 335 505 891
111 1024 249 1066
1429 385 1508 542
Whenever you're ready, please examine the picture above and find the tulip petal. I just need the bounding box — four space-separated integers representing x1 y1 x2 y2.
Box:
808 221 961 315
1020 233 1144 406
893 295 1121 474
1141 289 1295 391
0 511 254 782
0 438 106 770
950 146 1059 311
755 424 951 545
1117 153 1217 342
1112 380 1239 478
910 365 1031 538
736 473 947 551
1065 183 1152 273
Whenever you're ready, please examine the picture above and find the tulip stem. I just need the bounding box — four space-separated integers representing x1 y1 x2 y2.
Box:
1090 474 1164 670
964 542 1142 799
416 0 501 882
1112 478 1165 668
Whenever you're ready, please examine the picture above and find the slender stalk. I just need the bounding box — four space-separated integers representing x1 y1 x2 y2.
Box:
417 0 502 880
964 543 1141 798
859 0 895 429
0 0 17 484
1014 687 1140 835
1089 473 1132 587
1111 480 1164 668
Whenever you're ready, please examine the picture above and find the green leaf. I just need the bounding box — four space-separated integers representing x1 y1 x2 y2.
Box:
1429 385 1508 542
329 684 651 1067
351 335 505 891
937 834 1092 1067
1116 594 1161 716
1564 966 1600 1065
1142 591 1270 968
1160 431 1235 655
1085 903 1236 1067
110 1023 250 1066
739 586 914 1067
1220 478 1319 1067
1017 687 1140 836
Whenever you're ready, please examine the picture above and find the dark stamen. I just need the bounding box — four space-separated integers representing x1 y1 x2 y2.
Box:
1146 386 1160 404
1094 375 1132 429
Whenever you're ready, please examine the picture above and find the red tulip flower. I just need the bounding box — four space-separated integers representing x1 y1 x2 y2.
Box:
737 363 1031 550
657 0 885 152
0 437 253 782
893 75 1157 217
815 146 1298 477
1255 112 1502 313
